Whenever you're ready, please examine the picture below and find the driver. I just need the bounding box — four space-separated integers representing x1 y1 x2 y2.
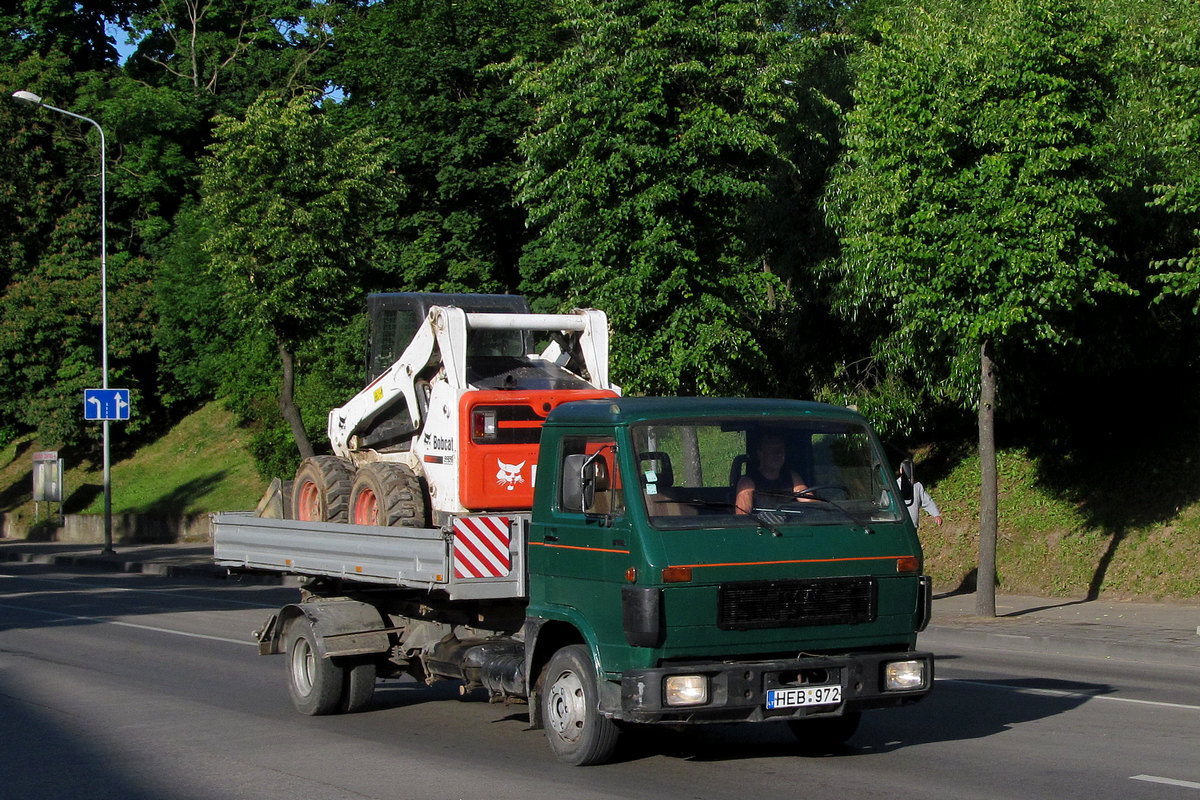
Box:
735 433 808 514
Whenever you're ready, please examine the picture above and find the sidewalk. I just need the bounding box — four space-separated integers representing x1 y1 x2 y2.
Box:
2 539 1198 667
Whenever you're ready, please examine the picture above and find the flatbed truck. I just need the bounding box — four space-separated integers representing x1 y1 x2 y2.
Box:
214 395 933 765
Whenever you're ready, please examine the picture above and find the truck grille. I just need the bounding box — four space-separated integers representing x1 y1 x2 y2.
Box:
717 577 877 630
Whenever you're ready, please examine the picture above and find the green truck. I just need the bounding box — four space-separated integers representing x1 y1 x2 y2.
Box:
213 395 933 765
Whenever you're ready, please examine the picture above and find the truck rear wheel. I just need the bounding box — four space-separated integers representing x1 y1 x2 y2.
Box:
349 462 426 527
293 456 354 522
286 619 345 715
337 658 377 713
541 645 620 766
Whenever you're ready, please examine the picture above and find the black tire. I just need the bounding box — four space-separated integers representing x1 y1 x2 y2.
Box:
337 658 377 713
541 645 620 766
286 619 345 716
786 711 862 751
349 462 426 527
292 456 354 522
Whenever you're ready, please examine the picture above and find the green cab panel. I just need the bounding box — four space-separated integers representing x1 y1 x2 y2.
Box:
528 397 926 676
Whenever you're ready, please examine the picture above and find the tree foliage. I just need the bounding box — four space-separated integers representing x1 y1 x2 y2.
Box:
329 0 558 294
202 91 399 455
2 0 1200 490
826 0 1128 420
514 0 840 396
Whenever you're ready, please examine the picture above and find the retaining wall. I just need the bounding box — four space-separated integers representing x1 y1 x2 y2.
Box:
0 511 210 543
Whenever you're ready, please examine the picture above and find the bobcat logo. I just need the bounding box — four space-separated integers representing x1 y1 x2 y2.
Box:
496 459 526 491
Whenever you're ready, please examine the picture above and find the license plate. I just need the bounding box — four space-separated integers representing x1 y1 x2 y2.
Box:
765 685 842 710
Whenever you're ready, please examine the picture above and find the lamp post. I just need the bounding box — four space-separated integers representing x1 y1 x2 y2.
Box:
12 90 115 556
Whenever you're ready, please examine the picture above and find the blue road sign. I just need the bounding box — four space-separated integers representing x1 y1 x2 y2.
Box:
84 388 131 421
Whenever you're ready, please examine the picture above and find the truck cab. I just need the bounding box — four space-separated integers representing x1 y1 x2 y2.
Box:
525 397 932 763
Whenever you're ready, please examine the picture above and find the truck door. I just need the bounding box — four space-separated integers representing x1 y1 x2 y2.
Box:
529 435 632 652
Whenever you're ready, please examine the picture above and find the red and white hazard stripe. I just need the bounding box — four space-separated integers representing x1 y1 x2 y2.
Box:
453 516 512 579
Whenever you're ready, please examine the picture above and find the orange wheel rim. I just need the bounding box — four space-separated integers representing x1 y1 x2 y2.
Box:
297 482 321 521
354 488 379 525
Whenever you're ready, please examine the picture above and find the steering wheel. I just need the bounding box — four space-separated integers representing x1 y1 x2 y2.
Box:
795 485 850 502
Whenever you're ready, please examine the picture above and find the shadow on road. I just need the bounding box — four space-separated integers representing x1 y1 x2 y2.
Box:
592 675 1105 764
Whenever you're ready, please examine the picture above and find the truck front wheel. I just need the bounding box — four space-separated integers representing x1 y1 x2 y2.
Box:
286 619 345 716
541 645 619 766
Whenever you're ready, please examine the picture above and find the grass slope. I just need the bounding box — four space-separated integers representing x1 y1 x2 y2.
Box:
0 401 265 522
918 448 1200 602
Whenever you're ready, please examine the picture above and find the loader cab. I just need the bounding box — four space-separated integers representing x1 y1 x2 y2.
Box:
366 292 532 384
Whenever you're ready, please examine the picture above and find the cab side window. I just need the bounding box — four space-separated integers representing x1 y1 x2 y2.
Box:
558 437 623 517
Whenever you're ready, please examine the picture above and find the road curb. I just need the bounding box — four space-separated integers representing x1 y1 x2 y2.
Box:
0 548 292 584
920 626 1200 669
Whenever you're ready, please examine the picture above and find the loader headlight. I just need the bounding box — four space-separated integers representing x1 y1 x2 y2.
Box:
883 659 927 691
664 675 708 707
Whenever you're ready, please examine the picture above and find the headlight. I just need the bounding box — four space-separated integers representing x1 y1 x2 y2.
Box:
664 675 708 706
884 659 927 691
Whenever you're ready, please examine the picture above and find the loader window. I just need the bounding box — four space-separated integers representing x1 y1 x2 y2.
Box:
632 419 904 529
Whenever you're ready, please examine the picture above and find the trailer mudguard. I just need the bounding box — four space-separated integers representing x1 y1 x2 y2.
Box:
262 599 392 659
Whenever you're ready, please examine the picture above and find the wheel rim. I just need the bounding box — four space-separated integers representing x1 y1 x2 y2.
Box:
353 487 379 525
291 635 315 697
297 481 321 521
546 668 586 743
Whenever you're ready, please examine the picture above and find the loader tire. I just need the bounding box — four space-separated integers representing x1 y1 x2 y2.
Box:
292 456 354 523
349 462 426 527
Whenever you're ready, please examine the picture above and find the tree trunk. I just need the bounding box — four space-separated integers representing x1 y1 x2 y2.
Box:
976 339 998 617
278 340 316 461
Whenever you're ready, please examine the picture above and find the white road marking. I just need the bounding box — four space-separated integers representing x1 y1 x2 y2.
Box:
0 571 281 608
940 678 1200 713
1131 775 1200 790
0 601 255 646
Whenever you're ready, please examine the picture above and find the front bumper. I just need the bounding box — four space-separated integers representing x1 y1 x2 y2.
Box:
616 650 933 724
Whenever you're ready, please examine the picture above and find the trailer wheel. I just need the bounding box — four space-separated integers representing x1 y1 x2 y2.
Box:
787 711 862 750
293 456 354 522
541 645 619 766
337 658 377 713
286 619 345 716
349 462 426 527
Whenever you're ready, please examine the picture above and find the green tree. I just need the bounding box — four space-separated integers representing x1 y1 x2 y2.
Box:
1144 3 1200 307
329 0 559 294
201 91 399 458
827 0 1128 614
513 0 838 396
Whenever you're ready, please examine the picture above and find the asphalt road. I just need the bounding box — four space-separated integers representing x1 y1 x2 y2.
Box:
1 563 1198 800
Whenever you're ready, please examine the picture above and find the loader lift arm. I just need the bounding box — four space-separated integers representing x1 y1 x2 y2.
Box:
327 305 613 461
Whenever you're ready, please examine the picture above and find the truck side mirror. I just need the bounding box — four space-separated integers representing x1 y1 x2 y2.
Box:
899 458 915 505
561 454 595 513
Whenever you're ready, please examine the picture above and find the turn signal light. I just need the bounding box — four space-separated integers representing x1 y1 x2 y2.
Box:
896 556 920 574
661 566 692 583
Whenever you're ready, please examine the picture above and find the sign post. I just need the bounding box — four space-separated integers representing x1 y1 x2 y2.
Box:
83 388 130 554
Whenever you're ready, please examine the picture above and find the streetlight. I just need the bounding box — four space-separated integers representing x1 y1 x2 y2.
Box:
12 89 116 556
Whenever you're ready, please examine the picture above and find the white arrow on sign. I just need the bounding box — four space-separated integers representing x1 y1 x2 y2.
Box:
88 396 103 417
114 392 128 417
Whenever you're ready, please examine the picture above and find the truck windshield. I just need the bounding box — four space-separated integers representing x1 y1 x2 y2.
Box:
631 418 905 529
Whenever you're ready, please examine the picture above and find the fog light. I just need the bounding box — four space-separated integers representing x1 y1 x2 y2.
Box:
884 659 927 691
665 675 708 707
